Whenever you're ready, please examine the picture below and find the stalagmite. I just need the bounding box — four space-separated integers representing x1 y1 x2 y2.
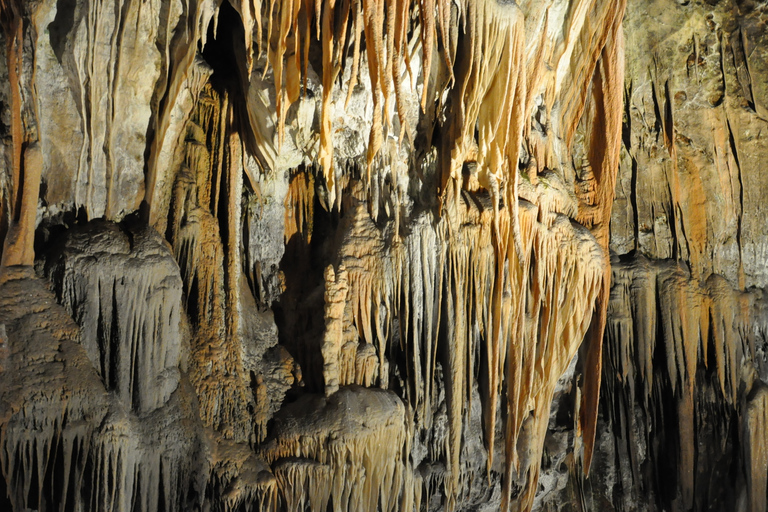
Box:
169 85 254 443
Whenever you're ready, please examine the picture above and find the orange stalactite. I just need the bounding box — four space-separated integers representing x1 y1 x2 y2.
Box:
0 1 629 510
575 2 626 474
1 2 43 270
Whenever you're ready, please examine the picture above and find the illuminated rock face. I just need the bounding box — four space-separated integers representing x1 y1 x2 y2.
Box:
536 2 768 511
0 1 766 512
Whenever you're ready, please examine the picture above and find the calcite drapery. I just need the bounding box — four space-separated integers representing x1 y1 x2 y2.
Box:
535 2 768 510
45 221 184 414
0 0 629 510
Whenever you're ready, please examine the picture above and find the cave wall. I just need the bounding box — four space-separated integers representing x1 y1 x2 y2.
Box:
0 0 766 511
537 1 768 511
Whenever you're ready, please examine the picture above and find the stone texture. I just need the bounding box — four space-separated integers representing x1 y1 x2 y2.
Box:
3 1 768 512
535 2 768 511
44 220 184 414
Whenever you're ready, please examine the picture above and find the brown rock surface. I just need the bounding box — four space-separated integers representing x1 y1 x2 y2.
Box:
3 1 768 511
536 2 768 511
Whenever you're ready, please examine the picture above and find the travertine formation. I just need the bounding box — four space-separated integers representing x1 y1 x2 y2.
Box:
1 0 767 511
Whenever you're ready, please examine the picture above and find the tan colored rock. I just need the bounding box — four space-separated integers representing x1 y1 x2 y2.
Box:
0 0 637 511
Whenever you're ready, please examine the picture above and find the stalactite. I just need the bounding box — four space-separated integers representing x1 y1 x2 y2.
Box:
261 387 410 512
323 178 604 510
284 169 315 246
0 270 207 512
208 436 278 512
44 221 184 414
245 0 457 205
145 0 223 227
573 11 626 472
273 458 332 512
602 253 768 510
0 2 24 245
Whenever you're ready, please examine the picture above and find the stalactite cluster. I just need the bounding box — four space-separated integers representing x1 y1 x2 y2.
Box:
536 2 768 510
0 269 208 512
0 0 624 507
5 0 768 511
44 221 184 414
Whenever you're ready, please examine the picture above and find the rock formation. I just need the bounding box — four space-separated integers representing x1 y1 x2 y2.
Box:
536 1 768 511
0 0 766 511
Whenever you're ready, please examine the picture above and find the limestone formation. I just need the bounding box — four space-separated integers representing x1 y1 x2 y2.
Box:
1 0 767 511
536 2 768 511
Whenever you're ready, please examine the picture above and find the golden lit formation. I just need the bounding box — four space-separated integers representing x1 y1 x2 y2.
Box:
3 0 768 511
